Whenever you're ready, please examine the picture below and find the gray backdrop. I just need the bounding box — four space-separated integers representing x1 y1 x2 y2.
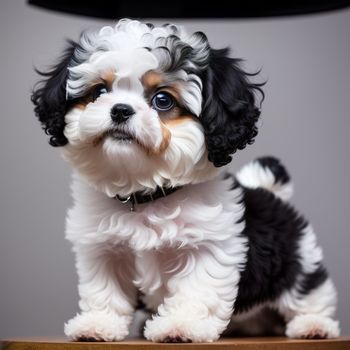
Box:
0 0 349 339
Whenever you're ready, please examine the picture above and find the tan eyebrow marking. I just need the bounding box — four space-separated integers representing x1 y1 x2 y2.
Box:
101 69 117 89
142 71 164 91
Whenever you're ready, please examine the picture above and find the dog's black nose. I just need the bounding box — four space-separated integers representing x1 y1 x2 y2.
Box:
110 104 135 123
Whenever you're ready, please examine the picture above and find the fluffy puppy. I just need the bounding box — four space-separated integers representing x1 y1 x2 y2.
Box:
32 19 339 342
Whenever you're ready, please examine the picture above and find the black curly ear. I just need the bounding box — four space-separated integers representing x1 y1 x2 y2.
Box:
201 48 264 167
31 40 78 146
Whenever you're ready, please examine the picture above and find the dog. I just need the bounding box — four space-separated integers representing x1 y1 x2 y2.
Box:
32 19 340 342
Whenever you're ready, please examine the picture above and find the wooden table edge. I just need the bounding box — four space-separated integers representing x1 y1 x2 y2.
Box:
1 337 350 350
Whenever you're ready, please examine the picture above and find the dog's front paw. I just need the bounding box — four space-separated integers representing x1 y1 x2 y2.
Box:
144 315 221 343
64 311 131 342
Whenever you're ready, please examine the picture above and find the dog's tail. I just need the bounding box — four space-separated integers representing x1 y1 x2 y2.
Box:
236 156 294 201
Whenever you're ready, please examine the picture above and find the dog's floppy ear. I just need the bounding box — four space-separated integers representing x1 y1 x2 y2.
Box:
31 40 78 147
200 48 264 167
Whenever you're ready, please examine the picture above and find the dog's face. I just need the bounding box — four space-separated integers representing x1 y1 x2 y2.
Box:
32 19 263 197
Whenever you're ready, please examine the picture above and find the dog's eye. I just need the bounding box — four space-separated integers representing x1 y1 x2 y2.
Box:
92 84 108 101
151 91 175 112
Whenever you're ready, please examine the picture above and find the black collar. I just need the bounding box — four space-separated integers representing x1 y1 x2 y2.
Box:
115 186 181 211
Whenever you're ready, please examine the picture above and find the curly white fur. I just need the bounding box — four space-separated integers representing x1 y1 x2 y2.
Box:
65 175 248 342
33 19 339 343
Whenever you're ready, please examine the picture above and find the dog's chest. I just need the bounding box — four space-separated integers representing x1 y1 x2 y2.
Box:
66 177 244 251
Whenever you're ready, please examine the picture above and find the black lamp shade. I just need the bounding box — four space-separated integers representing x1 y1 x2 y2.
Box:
28 0 350 19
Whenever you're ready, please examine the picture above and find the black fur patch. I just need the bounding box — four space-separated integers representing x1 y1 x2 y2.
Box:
298 265 328 296
200 48 264 167
256 156 291 185
233 182 328 314
31 40 78 146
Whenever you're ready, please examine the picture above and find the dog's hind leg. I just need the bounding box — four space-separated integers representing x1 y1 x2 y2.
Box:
274 225 340 339
276 277 340 339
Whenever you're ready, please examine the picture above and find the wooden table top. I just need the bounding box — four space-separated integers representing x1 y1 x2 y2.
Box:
1 337 350 350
